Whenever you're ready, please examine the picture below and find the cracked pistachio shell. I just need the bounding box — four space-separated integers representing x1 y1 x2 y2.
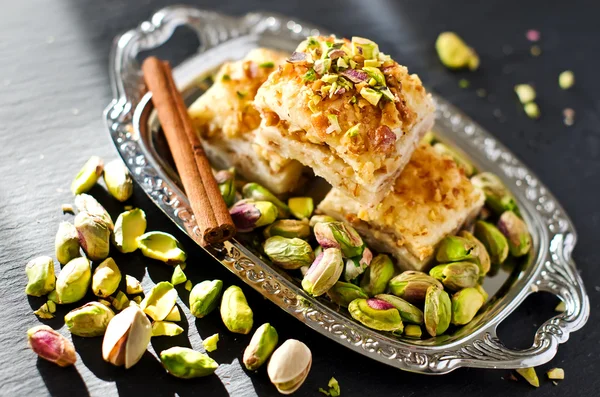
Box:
344 247 373 282
74 194 114 231
429 262 480 291
215 168 236 207
288 197 314 220
301 248 344 297
230 200 278 232
71 156 104 195
151 321 184 337
55 222 81 265
360 254 395 296
112 208 147 253
65 301 115 337
125 275 143 295
309 215 336 228
171 265 187 286
111 291 130 311
160 347 218 379
435 235 477 263
474 221 509 265
221 285 253 334
424 286 451 337
140 282 177 321
28 325 77 367
326 281 369 307
137 231 187 265
189 279 223 318
263 219 311 240
375 294 424 325
432 143 476 176
242 182 290 218
25 256 56 297
92 257 121 298
471 172 519 216
451 287 485 325
403 324 422 339
75 212 111 261
267 339 312 395
55 257 91 304
103 160 133 202
314 222 365 258
388 271 443 304
497 211 532 257
348 298 404 332
458 230 491 276
203 333 219 352
263 236 314 270
102 305 152 368
243 323 279 371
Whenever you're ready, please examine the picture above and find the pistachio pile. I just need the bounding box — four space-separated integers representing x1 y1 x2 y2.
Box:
25 157 314 394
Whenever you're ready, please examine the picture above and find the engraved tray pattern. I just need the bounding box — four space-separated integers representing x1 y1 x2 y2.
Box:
104 6 589 374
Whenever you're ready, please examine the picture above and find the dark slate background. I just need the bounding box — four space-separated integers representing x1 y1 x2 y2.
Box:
1 0 598 396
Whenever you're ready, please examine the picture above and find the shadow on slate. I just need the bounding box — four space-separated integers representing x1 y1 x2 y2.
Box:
37 358 90 397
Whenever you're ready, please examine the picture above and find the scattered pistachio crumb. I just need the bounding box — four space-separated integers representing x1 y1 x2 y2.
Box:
319 377 341 396
530 45 542 56
516 367 540 387
124 205 133 211
458 79 470 89
132 296 142 304
530 284 540 293
222 74 231 82
111 291 129 311
555 301 566 312
33 303 55 319
553 381 559 386
559 70 575 90
524 102 541 119
514 84 536 104
203 333 219 352
476 88 487 98
236 91 247 99
171 265 187 286
547 367 564 380
563 108 575 126
184 280 192 291
61 204 74 213
98 299 112 307
259 61 275 68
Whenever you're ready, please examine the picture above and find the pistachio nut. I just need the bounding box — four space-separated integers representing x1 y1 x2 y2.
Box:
351 36 380 59
475 284 489 302
403 324 422 339
267 339 312 395
171 264 187 286
243 323 279 371
230 200 278 232
215 168 236 207
263 236 315 270
313 221 365 258
151 321 184 337
451 287 485 325
555 301 566 312
34 302 56 319
164 306 181 322
302 248 344 296
435 32 479 71
458 230 491 276
131 296 142 305
221 285 253 334
263 219 311 240
112 208 147 253
25 256 56 297
429 262 480 291
55 257 91 304
242 182 290 218
348 298 404 332
433 143 476 176
203 333 219 352
140 282 177 321
435 235 477 263
375 294 424 324
102 304 152 368
497 211 532 257
75 212 111 261
424 286 451 337
91 257 121 298
71 155 104 195
360 254 395 296
516 367 540 388
27 325 77 367
388 271 443 304
288 197 314 220
184 280 192 291
474 221 509 265
102 159 133 202
326 281 369 307
547 367 564 380
319 377 340 397
344 247 373 282
189 279 223 318
137 231 187 265
125 275 143 295
74 193 114 231
309 214 337 228
111 290 130 311
160 346 218 379
55 222 81 265
65 301 115 337
471 172 519 215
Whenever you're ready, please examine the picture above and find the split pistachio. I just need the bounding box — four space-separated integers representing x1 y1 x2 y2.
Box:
309 214 337 228
137 231 187 265
92 257 121 298
55 257 91 304
140 281 177 321
348 298 404 332
112 208 147 253
375 294 424 324
111 291 130 311
25 256 56 297
242 182 290 218
263 219 311 240
34 301 56 319
164 306 181 322
230 200 278 232
203 333 219 352
151 321 184 337
171 265 187 286
125 275 143 295
74 194 114 231
497 211 532 257
435 235 477 263
264 236 315 270
388 271 443 303
221 285 253 334
474 221 509 265
103 160 133 202
267 339 312 395
65 301 115 337
404 324 422 339
215 168 236 207
547 367 564 380
71 155 104 195
360 254 395 296
458 230 491 276
344 247 372 282
27 325 77 367
75 212 111 261
429 262 480 291
102 305 152 368
302 248 344 296
243 323 279 371
160 346 218 379
288 197 314 219
189 279 223 318
314 221 365 258
471 172 519 215
326 281 369 307
55 222 81 265
451 287 485 325
424 286 451 337
433 143 476 176
435 32 479 71
516 367 540 388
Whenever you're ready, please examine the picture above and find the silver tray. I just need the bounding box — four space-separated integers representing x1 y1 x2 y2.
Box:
104 6 589 374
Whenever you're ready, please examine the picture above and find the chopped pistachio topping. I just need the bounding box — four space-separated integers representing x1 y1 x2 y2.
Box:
558 70 575 90
345 123 361 137
303 69 317 82
359 87 382 106
362 66 386 86
184 280 193 291
326 114 341 134
259 61 275 68
222 74 231 81
203 333 219 352
514 84 536 104
236 91 246 99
